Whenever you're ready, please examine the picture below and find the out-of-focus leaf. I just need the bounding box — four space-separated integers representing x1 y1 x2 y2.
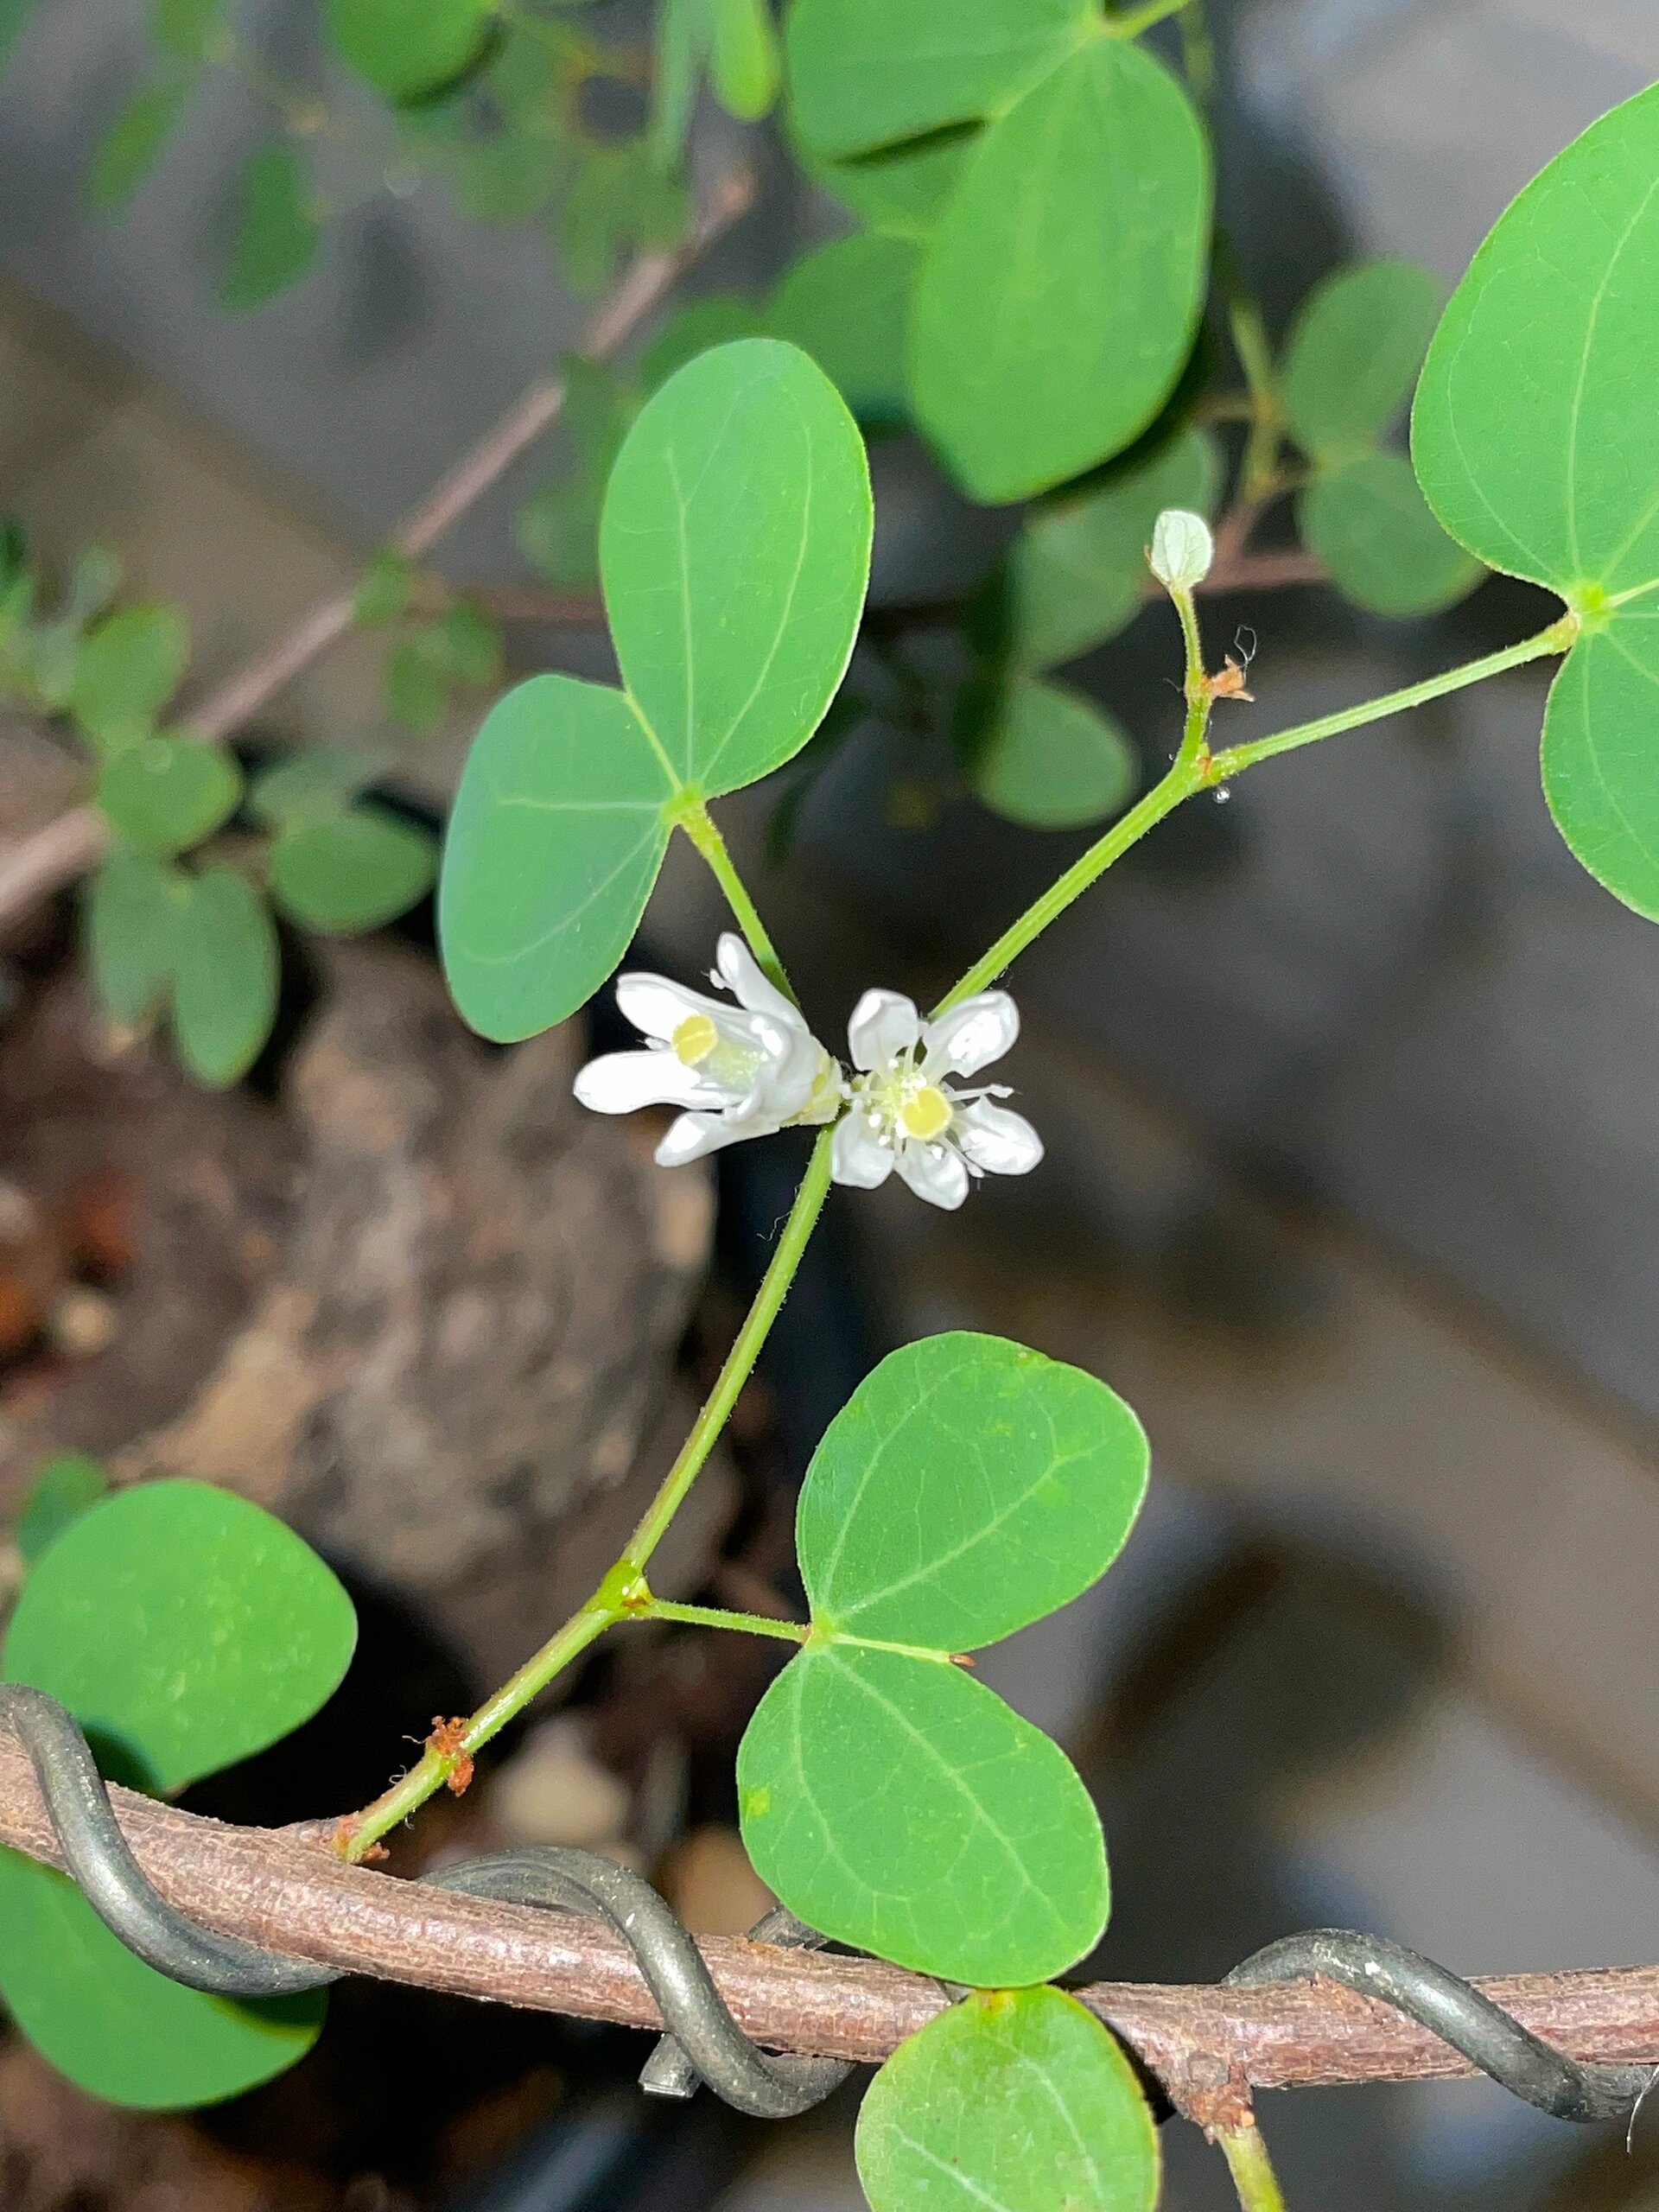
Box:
326 0 496 103
803 130 975 243
1301 452 1482 618
87 79 192 213
769 232 918 422
220 142 320 310
650 0 708 170
249 747 384 830
355 549 416 628
1281 259 1441 463
639 295 764 390
69 603 188 753
85 852 188 1024
15 1454 110 1568
97 736 243 858
171 868 280 1087
561 140 688 292
270 806 437 933
151 0 225 60
709 0 778 120
967 676 1136 829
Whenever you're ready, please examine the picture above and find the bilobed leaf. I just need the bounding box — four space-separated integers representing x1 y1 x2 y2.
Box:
87 79 191 212
769 232 919 421
786 0 1091 156
270 806 437 934
171 868 279 1087
804 129 975 243
798 1332 1148 1649
1300 453 1482 619
1281 260 1440 462
70 602 188 753
85 850 188 1023
97 735 243 857
0 1859 326 2110
439 672 671 1041
1006 429 1217 669
968 677 1135 830
709 0 778 120
599 337 872 792
3 1479 357 1793
15 1454 109 1567
909 40 1211 503
1412 84 1659 918
739 1643 1108 1985
220 142 319 310
326 0 495 101
857 1986 1160 2212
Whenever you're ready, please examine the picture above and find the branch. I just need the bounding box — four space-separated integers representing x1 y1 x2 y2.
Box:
2 1733 1655 2127
0 169 756 938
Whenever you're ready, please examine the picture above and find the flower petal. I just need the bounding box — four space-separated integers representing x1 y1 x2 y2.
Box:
894 1141 970 1210
923 991 1019 1080
615 971 723 1045
715 933 800 1030
656 1109 779 1166
831 1113 896 1189
848 988 921 1071
954 1097 1044 1178
574 1050 713 1115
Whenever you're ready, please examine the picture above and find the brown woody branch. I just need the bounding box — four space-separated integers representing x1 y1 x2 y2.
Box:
0 169 757 939
2 1731 1654 2130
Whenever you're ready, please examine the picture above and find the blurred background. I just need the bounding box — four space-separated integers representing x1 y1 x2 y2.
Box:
1 0 1657 2207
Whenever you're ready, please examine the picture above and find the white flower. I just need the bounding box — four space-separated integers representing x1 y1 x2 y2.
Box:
830 988 1043 1210
575 933 842 1166
1148 507 1214 592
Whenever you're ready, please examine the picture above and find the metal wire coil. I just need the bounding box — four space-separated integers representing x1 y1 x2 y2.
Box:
3 1685 1650 2129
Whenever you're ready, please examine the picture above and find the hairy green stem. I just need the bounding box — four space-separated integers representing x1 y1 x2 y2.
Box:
1218 2124 1288 2212
639 1599 808 1643
678 800 796 1001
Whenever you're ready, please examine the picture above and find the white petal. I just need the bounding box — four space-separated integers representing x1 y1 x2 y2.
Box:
954 1098 1044 1178
922 992 1019 1080
655 1109 779 1166
614 971 722 1044
894 1141 970 1210
715 933 800 1030
848 988 921 1071
831 1114 896 1189
574 1050 712 1115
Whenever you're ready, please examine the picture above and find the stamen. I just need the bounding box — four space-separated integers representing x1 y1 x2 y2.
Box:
899 1084 953 1141
672 1013 720 1068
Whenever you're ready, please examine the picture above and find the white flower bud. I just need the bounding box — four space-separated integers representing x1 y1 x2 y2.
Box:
1148 508 1214 593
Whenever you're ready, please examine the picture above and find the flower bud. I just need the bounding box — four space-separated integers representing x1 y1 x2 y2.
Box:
1148 508 1214 592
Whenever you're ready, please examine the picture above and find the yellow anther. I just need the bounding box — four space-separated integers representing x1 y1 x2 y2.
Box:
672 1013 719 1067
899 1084 953 1141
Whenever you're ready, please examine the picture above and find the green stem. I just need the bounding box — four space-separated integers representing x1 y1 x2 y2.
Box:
677 800 796 1002
1176 0 1216 101
1227 292 1284 507
638 1599 808 1643
1218 2124 1288 2212
622 1128 835 1573
1208 615 1577 780
1106 0 1192 36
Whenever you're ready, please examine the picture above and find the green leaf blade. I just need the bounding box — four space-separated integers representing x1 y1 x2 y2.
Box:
599 338 873 793
709 0 779 119
768 232 919 423
15 1453 109 1568
1542 626 1659 919
70 602 188 753
270 806 437 935
738 1643 1108 1986
221 142 320 311
0 1857 326 2111
97 735 243 857
438 672 671 1041
798 1332 1148 1650
857 1987 1159 2212
908 41 1211 504
326 0 495 102
172 868 280 1088
1281 260 1441 462
1300 453 1483 619
85 850 188 1024
88 80 192 213
968 676 1135 830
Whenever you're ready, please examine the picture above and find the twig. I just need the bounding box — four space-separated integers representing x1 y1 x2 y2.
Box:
2 1732 1656 2120
0 168 756 938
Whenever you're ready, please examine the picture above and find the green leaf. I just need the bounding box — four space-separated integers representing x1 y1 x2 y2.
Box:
87 80 192 213
517 478 606 588
85 850 188 1023
249 747 383 830
3 1478 357 1793
599 337 872 792
220 142 320 311
63 544 123 626
709 0 779 120
270 806 437 934
650 0 709 170
97 735 243 857
326 0 495 101
798 1332 1147 1649
1005 429 1217 670
639 296 765 390
386 635 449 731
1412 86 1659 918
354 548 416 627
857 1986 1160 2212
769 232 919 422
451 126 565 223
803 130 975 244
439 672 671 1041
968 677 1136 830
0 1859 327 2111
909 41 1211 504
562 140 688 293
1300 453 1482 619
738 1643 1108 1985
1281 260 1441 463
423 600 503 685
152 0 225 60
70 602 188 753
14 1454 109 1568
0 0 39 69
171 868 280 1088
785 0 1092 156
